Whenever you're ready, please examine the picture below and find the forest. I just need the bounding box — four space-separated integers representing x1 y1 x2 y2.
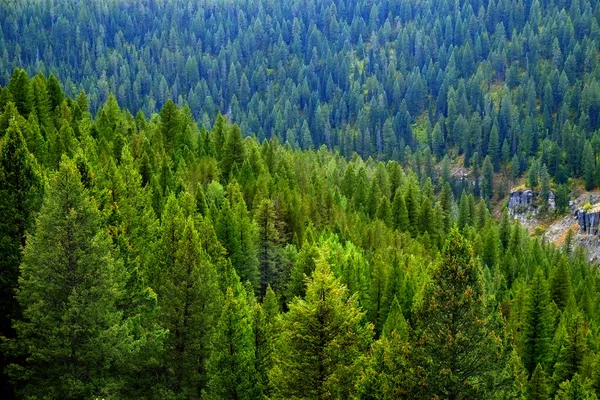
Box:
0 0 600 399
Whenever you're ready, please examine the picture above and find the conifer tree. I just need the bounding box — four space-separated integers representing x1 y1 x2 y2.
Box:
522 269 554 375
8 69 33 118
12 158 139 398
410 229 504 399
550 258 572 311
156 214 220 397
269 248 373 399
391 187 409 232
204 283 258 400
555 374 597 400
0 118 42 398
552 314 588 391
255 198 283 296
222 124 246 180
254 286 279 397
529 363 550 400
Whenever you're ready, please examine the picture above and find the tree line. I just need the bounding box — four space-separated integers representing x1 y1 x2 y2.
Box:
3 0 600 195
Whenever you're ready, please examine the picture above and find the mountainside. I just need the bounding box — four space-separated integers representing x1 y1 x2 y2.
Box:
2 0 600 399
2 0 600 193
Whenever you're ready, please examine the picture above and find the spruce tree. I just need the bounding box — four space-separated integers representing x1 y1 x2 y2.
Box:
522 269 554 375
529 363 550 400
156 212 220 397
391 187 409 232
410 229 504 399
255 198 283 296
0 119 42 397
555 374 597 400
204 283 258 400
12 158 139 399
222 124 246 180
269 248 374 399
552 314 588 392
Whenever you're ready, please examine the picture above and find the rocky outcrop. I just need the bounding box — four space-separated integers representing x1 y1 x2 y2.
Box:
575 208 600 235
508 189 556 215
508 190 534 213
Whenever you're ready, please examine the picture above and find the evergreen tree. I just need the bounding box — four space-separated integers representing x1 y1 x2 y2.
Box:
555 374 598 400
582 141 595 190
391 187 409 232
158 216 220 397
522 269 554 375
410 229 504 399
552 314 589 391
550 258 572 311
222 124 246 180
481 155 494 200
269 248 373 399
204 283 258 400
529 364 550 400
12 158 140 399
255 199 283 296
0 118 42 398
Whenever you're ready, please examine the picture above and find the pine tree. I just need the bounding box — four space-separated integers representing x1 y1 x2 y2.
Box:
0 118 42 332
552 314 589 392
222 124 246 180
529 364 550 400
255 199 283 296
522 269 554 375
555 374 597 400
8 69 33 118
410 229 504 399
550 258 572 311
156 212 220 396
269 248 374 399
204 283 258 400
582 141 595 190
391 188 409 232
481 155 494 200
0 118 42 398
254 286 279 397
12 158 139 398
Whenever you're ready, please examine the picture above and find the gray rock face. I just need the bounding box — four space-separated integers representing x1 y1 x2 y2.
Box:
575 208 600 235
508 190 533 213
508 189 556 215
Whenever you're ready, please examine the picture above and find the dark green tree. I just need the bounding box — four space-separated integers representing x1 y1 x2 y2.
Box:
12 158 140 399
410 229 504 399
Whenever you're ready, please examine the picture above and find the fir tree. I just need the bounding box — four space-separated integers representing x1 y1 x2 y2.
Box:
269 248 374 399
12 158 140 398
410 229 504 399
522 269 554 375
204 283 258 400
529 364 550 400
156 215 220 397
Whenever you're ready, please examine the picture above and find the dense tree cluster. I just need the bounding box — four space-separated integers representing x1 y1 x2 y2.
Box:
3 0 600 197
0 72 599 399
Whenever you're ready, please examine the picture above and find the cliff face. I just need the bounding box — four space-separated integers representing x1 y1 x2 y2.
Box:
575 208 600 235
508 189 555 215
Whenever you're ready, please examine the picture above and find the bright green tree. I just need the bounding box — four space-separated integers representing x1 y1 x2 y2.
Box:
522 269 554 375
156 213 220 397
269 248 374 399
529 363 550 400
204 282 258 400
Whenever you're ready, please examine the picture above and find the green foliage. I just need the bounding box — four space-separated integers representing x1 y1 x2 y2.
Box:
204 284 258 400
269 248 373 399
11 158 140 398
410 229 504 398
